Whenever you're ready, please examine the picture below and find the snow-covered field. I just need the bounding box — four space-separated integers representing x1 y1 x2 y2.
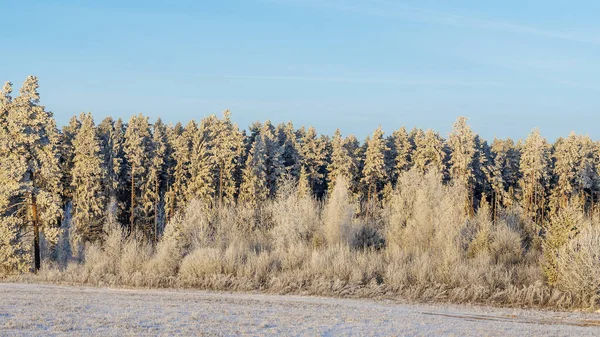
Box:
1 283 599 336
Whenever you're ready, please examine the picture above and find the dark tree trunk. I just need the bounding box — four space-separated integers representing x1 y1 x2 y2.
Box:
130 165 135 232
31 194 41 272
154 176 159 245
219 163 224 207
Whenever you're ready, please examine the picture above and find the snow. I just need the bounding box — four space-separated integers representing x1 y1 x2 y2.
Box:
1 283 599 336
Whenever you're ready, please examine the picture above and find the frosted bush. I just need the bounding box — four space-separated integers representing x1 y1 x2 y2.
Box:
269 181 321 250
323 177 356 246
555 224 600 307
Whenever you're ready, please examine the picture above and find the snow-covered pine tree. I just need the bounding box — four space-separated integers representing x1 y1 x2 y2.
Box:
239 130 269 206
0 76 62 271
123 114 153 234
187 116 216 205
59 116 81 208
71 112 106 247
98 117 126 224
383 133 398 187
327 129 354 195
578 136 600 216
0 81 11 112
212 110 244 206
343 134 363 198
262 121 285 198
550 133 600 216
277 121 302 180
472 135 493 212
550 133 582 213
392 126 412 180
448 117 477 215
299 126 327 197
519 128 552 225
360 126 388 203
144 118 168 243
490 138 521 211
412 129 447 177
0 81 12 158
0 81 30 274
165 121 193 220
297 165 311 199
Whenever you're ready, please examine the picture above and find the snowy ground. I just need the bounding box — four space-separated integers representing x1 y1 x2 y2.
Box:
1 283 600 336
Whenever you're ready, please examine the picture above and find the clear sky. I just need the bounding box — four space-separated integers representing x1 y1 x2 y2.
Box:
2 0 599 141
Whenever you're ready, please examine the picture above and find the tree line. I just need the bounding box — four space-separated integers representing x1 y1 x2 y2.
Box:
1 76 598 273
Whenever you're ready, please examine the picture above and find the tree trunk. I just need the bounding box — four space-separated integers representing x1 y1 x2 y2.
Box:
169 185 176 222
590 190 594 222
154 176 159 245
219 164 224 207
31 194 41 272
130 165 135 232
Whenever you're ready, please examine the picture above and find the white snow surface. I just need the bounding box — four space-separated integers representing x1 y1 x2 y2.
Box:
1 282 599 336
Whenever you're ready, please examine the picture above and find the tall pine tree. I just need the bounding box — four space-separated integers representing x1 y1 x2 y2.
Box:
71 112 106 245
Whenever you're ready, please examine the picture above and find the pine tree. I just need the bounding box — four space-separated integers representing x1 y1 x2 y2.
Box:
392 126 412 179
413 129 447 176
59 116 81 206
472 136 494 212
98 117 126 223
165 121 193 220
0 76 62 271
262 121 285 198
550 133 582 212
297 165 311 199
239 132 269 206
123 114 153 234
327 129 354 194
519 128 552 225
71 112 106 246
361 126 388 202
578 136 599 216
448 117 477 214
549 134 599 216
187 116 216 204
0 81 30 274
299 126 327 197
343 134 363 198
144 118 168 243
490 138 521 211
212 111 244 206
0 81 12 149
384 134 398 186
277 122 302 180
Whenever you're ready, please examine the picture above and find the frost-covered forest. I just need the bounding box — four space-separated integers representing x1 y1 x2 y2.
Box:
2 76 600 309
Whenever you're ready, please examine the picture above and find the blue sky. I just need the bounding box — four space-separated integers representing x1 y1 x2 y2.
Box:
2 0 599 141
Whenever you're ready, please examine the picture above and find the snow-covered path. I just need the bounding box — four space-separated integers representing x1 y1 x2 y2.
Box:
1 283 599 336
